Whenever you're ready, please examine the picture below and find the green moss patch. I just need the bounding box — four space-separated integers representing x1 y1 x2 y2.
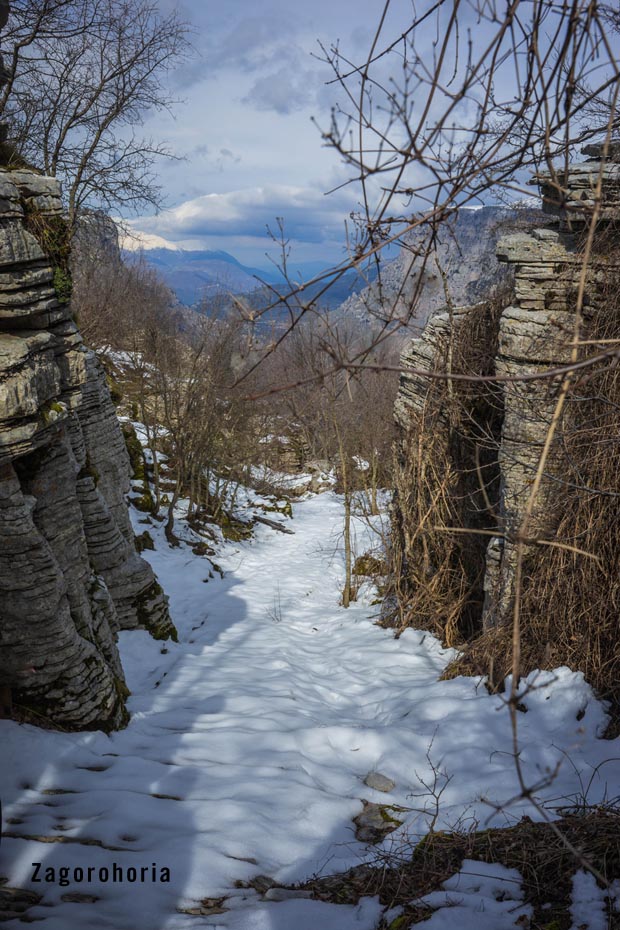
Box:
261 499 293 519
221 513 253 542
104 370 124 406
134 579 178 643
130 491 154 513
23 207 72 304
39 400 66 428
135 530 155 552
121 422 146 481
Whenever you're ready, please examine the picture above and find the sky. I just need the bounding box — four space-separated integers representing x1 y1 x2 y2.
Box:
128 0 407 269
128 0 620 271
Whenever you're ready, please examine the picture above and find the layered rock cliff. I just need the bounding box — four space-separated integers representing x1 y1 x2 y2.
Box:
0 168 176 731
393 146 619 641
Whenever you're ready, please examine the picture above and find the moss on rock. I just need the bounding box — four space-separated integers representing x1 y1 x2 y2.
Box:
134 579 178 643
131 491 154 513
121 422 146 481
105 371 124 406
39 400 66 428
135 530 155 552
23 207 73 304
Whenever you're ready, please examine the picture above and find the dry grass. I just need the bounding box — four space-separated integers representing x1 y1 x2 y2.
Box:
387 292 506 644
390 245 620 715
297 808 620 928
449 261 620 719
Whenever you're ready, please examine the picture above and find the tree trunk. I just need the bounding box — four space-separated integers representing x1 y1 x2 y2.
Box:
370 453 379 516
151 443 161 514
188 464 196 518
165 475 181 547
139 393 161 515
343 489 352 608
335 421 353 608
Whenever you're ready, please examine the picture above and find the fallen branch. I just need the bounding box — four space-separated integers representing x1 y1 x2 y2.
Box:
252 514 295 535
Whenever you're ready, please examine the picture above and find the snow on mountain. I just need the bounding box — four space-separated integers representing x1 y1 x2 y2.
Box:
121 230 182 252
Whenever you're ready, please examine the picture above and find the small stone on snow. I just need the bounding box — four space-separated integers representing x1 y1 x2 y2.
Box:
364 771 396 792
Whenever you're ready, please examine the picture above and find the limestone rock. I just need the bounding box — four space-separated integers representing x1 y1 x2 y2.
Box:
263 888 312 901
363 771 396 793
249 875 277 895
0 169 176 730
393 148 620 633
534 158 620 224
353 801 403 844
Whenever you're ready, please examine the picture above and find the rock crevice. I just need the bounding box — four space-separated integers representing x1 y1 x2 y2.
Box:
393 145 618 636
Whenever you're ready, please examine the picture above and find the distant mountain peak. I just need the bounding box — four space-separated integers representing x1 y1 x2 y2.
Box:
120 230 182 252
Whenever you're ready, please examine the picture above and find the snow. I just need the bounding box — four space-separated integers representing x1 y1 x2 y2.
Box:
249 462 336 494
414 860 532 928
120 230 182 252
1 491 618 928
570 870 607 930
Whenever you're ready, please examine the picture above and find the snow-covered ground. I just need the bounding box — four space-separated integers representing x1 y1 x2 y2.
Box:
1 492 618 929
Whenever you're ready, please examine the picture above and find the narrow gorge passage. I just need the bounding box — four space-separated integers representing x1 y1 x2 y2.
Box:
1 493 613 929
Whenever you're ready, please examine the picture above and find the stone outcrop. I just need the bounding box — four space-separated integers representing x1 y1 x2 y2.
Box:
482 151 620 627
393 145 619 636
0 168 175 730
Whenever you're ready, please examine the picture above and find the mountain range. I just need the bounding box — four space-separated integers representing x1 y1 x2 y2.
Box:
125 245 373 309
126 205 547 322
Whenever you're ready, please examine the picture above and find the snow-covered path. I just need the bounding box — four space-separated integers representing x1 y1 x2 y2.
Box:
1 493 616 929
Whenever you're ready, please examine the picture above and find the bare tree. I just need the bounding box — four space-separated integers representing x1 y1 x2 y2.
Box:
1 0 189 226
231 1 619 394
72 222 173 351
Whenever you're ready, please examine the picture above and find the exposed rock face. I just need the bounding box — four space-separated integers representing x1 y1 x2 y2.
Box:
73 209 124 268
338 206 543 331
393 146 618 636
482 229 586 626
392 302 504 639
394 307 471 429
0 168 175 730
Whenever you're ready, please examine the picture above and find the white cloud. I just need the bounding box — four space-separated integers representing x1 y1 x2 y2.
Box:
139 0 453 265
133 183 358 247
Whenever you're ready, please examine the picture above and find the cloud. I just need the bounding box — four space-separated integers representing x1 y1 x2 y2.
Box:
132 183 358 248
197 14 299 78
243 65 323 114
190 145 242 171
166 9 299 91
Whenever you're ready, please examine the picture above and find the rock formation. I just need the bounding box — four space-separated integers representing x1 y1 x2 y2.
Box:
393 145 619 637
0 168 176 730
